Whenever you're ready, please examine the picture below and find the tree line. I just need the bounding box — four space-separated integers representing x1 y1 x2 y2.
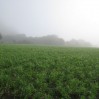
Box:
0 33 91 47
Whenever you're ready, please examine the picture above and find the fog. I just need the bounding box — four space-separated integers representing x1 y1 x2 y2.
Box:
0 0 99 46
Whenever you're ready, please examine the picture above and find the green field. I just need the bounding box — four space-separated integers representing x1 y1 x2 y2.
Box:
0 45 99 99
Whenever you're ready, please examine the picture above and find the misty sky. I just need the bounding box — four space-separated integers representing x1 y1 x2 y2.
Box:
0 0 99 45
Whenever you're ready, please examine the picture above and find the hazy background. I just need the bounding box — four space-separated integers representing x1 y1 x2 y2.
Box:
0 0 99 46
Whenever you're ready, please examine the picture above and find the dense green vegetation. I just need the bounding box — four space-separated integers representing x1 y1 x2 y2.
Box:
0 45 99 99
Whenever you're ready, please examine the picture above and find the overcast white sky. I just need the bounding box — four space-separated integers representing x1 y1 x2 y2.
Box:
0 0 99 45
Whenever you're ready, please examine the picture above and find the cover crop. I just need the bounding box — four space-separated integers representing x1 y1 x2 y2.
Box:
0 45 99 99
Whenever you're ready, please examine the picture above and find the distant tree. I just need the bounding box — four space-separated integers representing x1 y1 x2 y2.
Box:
0 33 2 40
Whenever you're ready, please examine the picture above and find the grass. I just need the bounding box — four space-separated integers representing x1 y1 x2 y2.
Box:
0 44 99 99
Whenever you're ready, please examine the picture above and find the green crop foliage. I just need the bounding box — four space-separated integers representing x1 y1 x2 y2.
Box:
0 44 99 99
